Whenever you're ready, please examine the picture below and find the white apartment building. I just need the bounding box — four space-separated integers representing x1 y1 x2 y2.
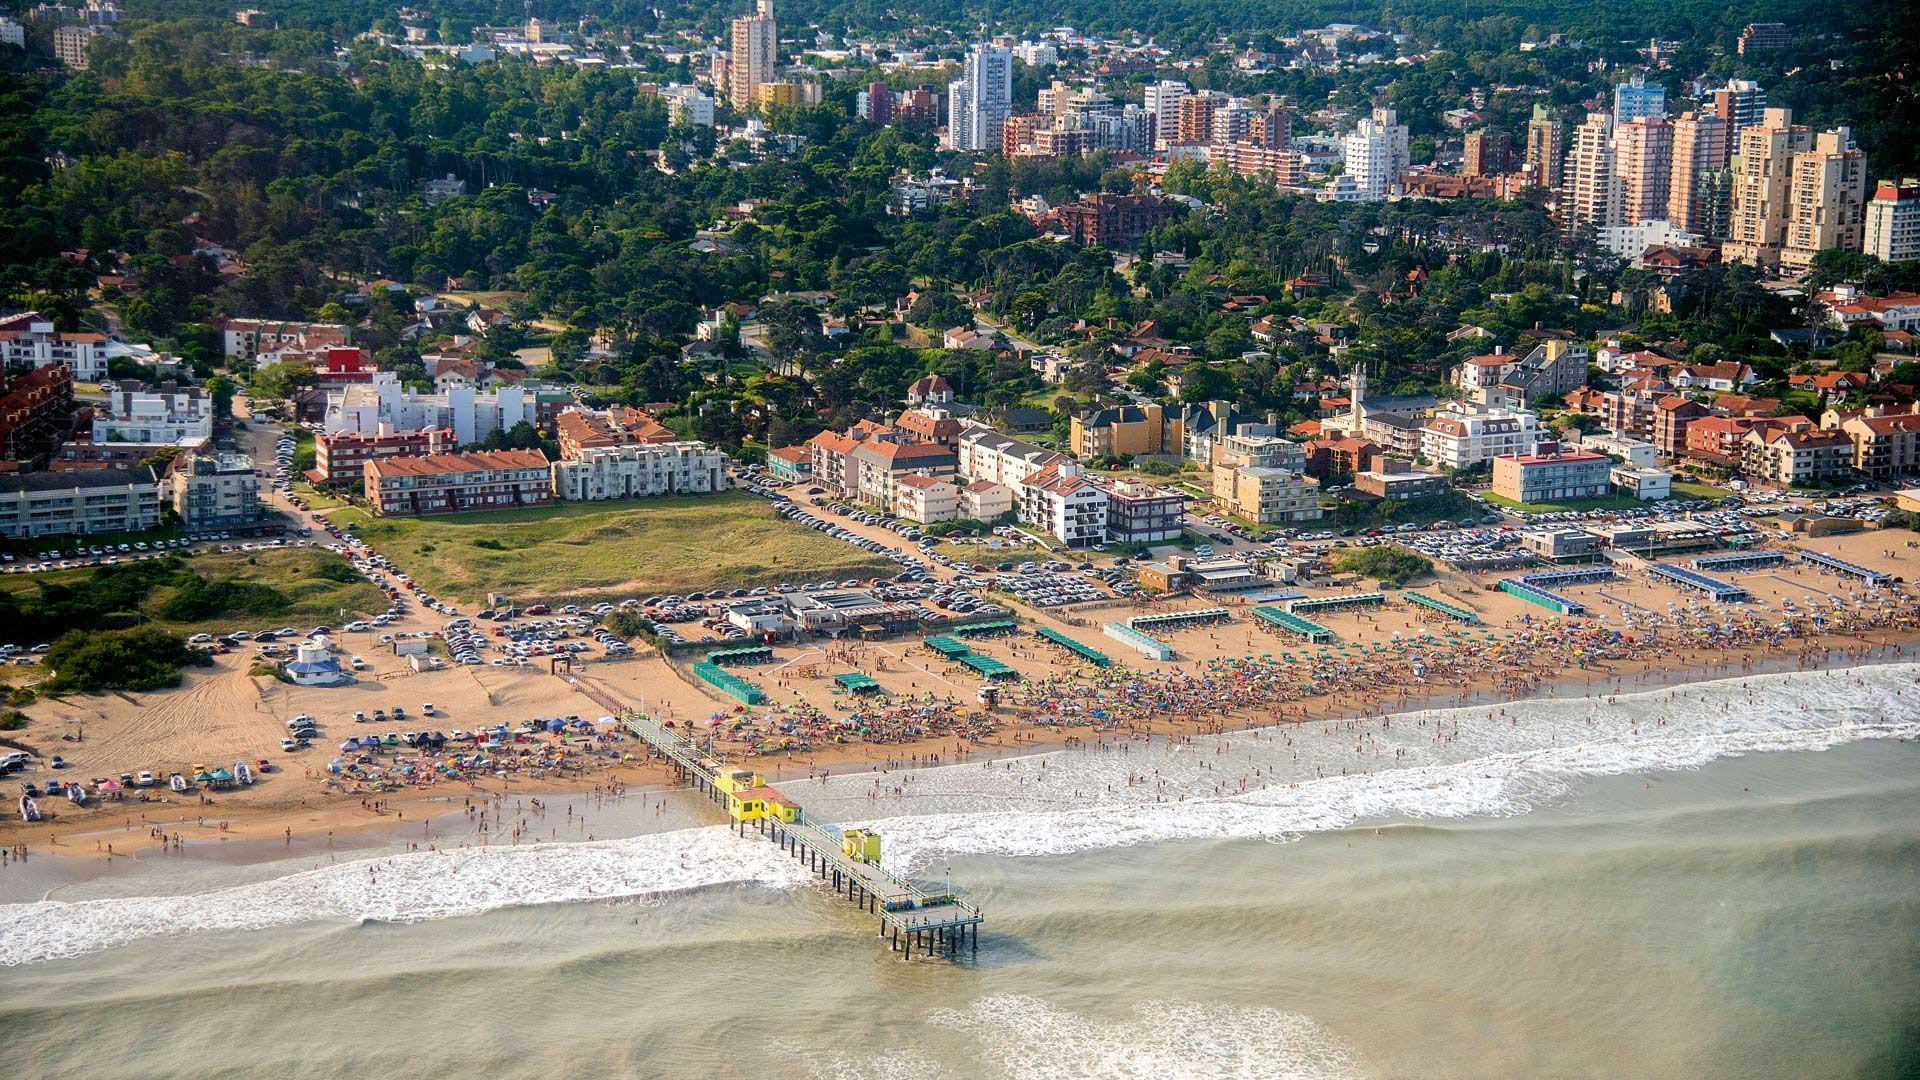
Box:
1420 406 1541 470
1562 111 1621 238
0 320 109 380
323 371 533 445
946 44 1013 151
957 428 1064 489
728 0 776 110
1144 81 1189 150
891 474 960 524
1019 460 1109 547
220 319 350 363
93 385 212 444
1865 179 1920 263
663 84 715 127
0 467 162 538
1341 107 1409 200
549 441 729 501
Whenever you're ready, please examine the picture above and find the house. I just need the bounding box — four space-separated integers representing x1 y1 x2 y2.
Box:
1491 443 1612 504
943 327 994 350
894 407 965 448
364 449 554 515
219 318 350 364
1019 461 1110 547
554 407 677 458
906 373 956 406
1453 340 1589 406
765 445 812 484
1672 362 1757 393
1788 371 1864 403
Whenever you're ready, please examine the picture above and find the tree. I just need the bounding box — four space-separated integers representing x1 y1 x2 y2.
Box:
250 361 317 402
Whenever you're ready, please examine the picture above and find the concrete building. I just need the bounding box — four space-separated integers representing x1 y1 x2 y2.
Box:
1070 403 1186 459
1341 107 1409 200
1492 443 1612 504
0 364 76 459
1583 432 1660 467
1213 464 1322 524
172 451 260 528
958 479 1014 521
0 319 109 381
53 23 105 69
1561 111 1620 239
219 318 349 364
1526 105 1565 190
1420 405 1540 470
947 43 1012 152
849 436 958 510
1739 421 1852 487
554 406 676 458
663 85 715 128
1453 339 1589 406
1019 461 1109 547
957 429 1065 489
1839 412 1920 480
728 0 776 110
1710 80 1767 140
323 372 534 446
1864 179 1920 264
1461 127 1512 177
549 442 729 502
1613 116 1672 226
890 473 959 523
1725 109 1868 270
1668 112 1731 236
1351 458 1446 501
1612 73 1666 122
1144 81 1189 150
1103 480 1185 544
0 467 161 538
313 426 454 486
92 384 211 445
364 449 554 516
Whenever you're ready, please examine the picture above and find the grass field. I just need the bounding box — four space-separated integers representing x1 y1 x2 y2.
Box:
0 547 390 638
1671 480 1735 500
334 492 896 602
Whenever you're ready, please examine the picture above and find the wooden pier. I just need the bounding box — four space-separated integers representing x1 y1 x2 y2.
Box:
622 713 982 960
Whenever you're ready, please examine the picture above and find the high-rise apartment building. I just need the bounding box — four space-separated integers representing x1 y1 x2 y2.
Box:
1173 91 1226 147
728 0 776 110
945 44 1012 152
1667 112 1730 236
1614 117 1673 226
1613 74 1666 123
1561 112 1620 239
1143 81 1189 150
1781 127 1867 273
1342 107 1409 201
1725 109 1868 270
1462 127 1512 177
1709 80 1766 145
1864 179 1920 264
1526 106 1565 189
1724 108 1802 266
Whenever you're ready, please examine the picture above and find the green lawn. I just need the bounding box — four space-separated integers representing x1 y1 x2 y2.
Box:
1482 492 1647 514
292 479 352 511
1671 480 1734 500
0 547 390 638
334 492 896 603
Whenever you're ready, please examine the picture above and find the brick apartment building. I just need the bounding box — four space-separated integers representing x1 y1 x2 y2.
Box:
363 449 553 515
1055 194 1181 248
313 426 455 485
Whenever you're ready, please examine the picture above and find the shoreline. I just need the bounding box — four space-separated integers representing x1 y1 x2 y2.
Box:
7 635 1914 890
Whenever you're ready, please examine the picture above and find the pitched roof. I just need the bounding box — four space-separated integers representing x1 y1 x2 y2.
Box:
364 449 549 479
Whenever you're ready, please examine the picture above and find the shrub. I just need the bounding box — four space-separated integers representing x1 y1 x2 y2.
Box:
1331 544 1433 586
7 687 36 707
0 710 27 731
42 627 214 693
157 579 291 622
602 608 653 639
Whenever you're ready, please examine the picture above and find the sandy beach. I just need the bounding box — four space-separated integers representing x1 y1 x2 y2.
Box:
4 526 1915 862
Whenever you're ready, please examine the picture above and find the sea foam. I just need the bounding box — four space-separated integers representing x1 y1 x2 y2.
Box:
3 664 1915 966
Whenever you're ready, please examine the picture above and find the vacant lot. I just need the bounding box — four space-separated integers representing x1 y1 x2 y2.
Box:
336 492 896 602
0 547 390 641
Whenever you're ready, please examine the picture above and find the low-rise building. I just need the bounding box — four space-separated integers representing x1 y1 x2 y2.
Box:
765 445 812 484
554 406 676 458
1103 480 1186 544
313 425 455 486
958 479 1015 521
1610 464 1673 501
93 383 212 445
219 318 350 364
0 467 162 538
1581 431 1660 467
1020 461 1110 547
1351 459 1447 501
549 442 729 502
0 319 110 381
1739 421 1853 488
1522 529 1603 561
1491 443 1612 504
1419 405 1539 470
0 364 76 459
364 449 553 516
1839 412 1920 480
172 452 261 527
958 429 1065 488
891 473 960 523
1214 463 1322 523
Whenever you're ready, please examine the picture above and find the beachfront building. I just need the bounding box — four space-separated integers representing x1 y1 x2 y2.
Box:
364 449 554 516
1839 412 1920 480
0 466 162 538
1419 405 1541 470
91 383 212 444
553 406 677 458
1103 480 1186 544
171 451 261 528
1738 421 1854 488
1019 461 1110 547
958 479 1015 521
957 429 1066 489
285 640 351 686
1213 462 1322 524
549 442 729 502
1610 464 1673 500
891 473 960 524
850 436 958 511
1491 443 1612 504
312 425 456 486
766 445 812 484
322 371 535 446
1351 459 1447 501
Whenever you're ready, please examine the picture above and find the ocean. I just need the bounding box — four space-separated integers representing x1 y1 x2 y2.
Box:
2 665 1917 1079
